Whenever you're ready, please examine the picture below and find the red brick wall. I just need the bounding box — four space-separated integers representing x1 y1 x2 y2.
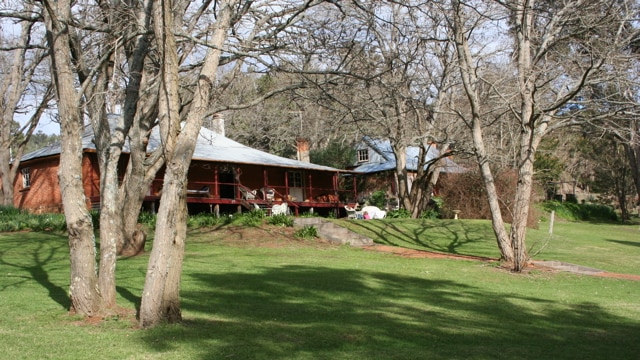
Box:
13 153 99 213
14 156 63 213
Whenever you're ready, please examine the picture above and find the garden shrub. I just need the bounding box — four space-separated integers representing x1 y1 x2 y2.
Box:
541 201 618 222
237 210 265 227
420 197 444 219
387 208 411 218
294 225 318 239
369 190 387 208
438 170 541 227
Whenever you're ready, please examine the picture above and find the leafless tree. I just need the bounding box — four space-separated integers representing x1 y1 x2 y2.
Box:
139 0 327 328
41 0 105 315
449 0 640 270
0 1 51 206
285 1 466 217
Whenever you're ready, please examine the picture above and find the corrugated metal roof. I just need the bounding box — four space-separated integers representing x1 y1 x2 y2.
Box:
352 139 465 174
19 122 346 173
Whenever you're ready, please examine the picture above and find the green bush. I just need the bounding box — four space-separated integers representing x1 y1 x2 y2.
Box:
237 210 266 227
420 197 443 219
369 190 387 208
267 214 294 227
541 201 618 222
294 225 318 239
138 211 157 229
387 209 411 218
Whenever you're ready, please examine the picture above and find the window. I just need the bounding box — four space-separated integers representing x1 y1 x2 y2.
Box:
357 149 369 163
287 171 303 188
21 167 31 188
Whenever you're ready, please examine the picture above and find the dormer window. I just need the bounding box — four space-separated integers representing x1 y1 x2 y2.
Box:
357 149 369 163
21 167 31 188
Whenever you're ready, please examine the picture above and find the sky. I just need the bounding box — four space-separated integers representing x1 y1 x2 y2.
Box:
15 110 60 135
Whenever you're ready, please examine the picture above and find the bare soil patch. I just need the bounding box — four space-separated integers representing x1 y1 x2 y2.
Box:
190 225 340 249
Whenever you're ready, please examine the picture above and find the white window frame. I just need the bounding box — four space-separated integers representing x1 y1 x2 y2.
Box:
357 149 369 163
21 167 31 188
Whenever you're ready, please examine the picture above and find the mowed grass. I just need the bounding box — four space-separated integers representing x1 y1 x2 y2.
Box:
0 219 639 360
334 217 640 275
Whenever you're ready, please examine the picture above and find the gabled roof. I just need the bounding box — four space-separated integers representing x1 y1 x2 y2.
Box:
20 122 345 173
352 138 465 174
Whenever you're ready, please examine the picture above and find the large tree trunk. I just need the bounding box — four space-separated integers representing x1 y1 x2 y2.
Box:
0 152 13 206
139 169 188 327
453 0 513 262
43 0 101 315
85 58 122 311
139 0 234 328
473 122 514 262
140 0 185 328
509 134 540 271
97 147 124 308
118 0 159 250
625 138 640 206
395 144 411 210
120 112 163 251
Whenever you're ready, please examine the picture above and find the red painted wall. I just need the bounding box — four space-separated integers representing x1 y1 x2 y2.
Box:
13 153 99 213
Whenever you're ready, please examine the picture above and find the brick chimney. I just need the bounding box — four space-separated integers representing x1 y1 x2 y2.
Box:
296 138 310 163
210 113 225 136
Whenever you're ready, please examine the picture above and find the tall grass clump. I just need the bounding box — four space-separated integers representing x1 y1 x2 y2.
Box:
293 225 318 238
267 214 294 227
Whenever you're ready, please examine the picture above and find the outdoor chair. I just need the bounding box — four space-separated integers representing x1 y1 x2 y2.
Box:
345 204 360 219
260 187 275 201
240 187 257 200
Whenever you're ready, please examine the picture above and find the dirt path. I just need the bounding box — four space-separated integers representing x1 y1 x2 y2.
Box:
362 244 640 281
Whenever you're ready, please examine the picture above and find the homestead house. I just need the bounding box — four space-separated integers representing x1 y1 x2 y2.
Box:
12 123 357 217
350 138 465 207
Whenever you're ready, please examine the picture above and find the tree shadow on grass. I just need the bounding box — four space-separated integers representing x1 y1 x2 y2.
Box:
139 265 640 360
606 239 640 248
344 219 498 257
0 232 70 310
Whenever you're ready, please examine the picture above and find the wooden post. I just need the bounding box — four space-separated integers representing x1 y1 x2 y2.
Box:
213 166 220 199
352 175 357 202
284 170 289 197
549 210 555 235
263 169 268 190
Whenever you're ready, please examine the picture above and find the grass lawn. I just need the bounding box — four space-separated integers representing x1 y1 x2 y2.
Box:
1 220 639 359
334 217 640 275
